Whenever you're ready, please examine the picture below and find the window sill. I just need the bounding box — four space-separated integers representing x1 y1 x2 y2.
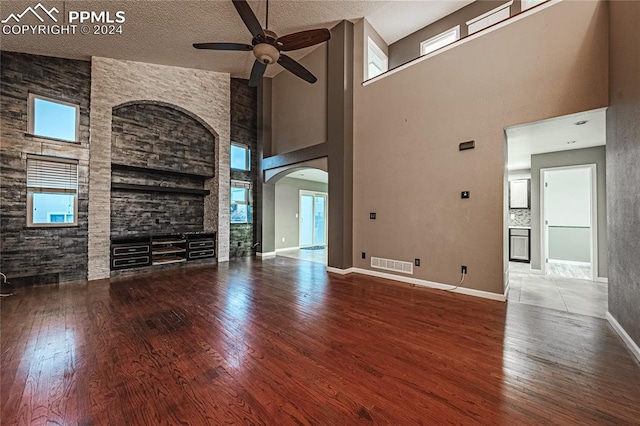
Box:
26 224 80 229
24 133 81 145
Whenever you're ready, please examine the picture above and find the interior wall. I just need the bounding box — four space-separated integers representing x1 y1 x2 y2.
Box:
353 0 608 295
230 78 258 258
388 0 521 68
0 51 90 285
275 177 329 250
607 0 640 348
89 57 230 280
271 44 327 155
530 146 607 277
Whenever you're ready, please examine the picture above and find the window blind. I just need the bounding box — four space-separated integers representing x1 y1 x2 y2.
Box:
27 156 78 193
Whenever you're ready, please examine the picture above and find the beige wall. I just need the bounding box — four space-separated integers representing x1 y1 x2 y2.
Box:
271 44 327 155
352 0 608 294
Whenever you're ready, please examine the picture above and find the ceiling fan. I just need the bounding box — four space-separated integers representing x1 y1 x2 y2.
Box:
193 0 331 87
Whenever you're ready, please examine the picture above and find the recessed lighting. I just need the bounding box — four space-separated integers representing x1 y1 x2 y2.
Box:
567 140 576 144
574 120 588 125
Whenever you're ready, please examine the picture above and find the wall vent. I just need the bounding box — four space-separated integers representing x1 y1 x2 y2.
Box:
371 257 414 275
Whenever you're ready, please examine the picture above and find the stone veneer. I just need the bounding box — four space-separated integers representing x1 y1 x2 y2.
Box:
88 58 230 280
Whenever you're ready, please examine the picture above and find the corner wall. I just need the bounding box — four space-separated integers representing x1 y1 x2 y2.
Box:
88 58 230 280
606 0 640 350
353 0 608 294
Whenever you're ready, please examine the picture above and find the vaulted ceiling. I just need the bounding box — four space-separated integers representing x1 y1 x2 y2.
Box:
1 0 472 78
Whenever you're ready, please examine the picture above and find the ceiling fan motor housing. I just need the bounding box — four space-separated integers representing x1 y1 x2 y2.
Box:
253 42 280 64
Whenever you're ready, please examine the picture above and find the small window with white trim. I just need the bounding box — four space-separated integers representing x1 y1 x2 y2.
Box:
27 155 79 227
467 1 513 35
420 26 460 56
28 94 79 142
230 180 251 224
367 37 388 80
231 143 251 171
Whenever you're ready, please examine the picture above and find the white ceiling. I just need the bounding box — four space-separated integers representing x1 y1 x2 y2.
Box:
286 168 328 184
506 108 607 170
0 0 470 79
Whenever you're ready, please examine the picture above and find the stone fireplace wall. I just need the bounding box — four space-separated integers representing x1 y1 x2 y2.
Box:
89 57 230 280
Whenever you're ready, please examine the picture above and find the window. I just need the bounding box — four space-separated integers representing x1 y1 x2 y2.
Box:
28 94 79 142
420 26 460 56
467 1 513 35
522 0 546 11
230 180 251 224
231 143 250 171
27 155 78 227
367 37 388 80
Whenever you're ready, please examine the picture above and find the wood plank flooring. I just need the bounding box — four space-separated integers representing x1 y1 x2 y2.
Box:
1 256 639 425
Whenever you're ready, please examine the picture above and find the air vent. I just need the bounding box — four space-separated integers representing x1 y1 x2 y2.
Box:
371 257 414 275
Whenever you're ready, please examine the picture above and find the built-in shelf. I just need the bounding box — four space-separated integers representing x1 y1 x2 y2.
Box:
152 246 186 255
152 257 187 265
152 239 186 245
111 163 213 179
111 183 210 196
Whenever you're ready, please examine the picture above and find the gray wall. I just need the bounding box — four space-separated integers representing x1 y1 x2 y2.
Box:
0 51 90 285
275 177 328 250
389 1 522 68
530 146 607 278
353 1 608 294
607 1 640 347
271 44 327 155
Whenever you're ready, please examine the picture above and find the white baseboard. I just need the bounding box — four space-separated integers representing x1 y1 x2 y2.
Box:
333 267 506 302
275 246 300 252
256 251 276 259
606 312 640 363
594 277 608 284
326 266 356 275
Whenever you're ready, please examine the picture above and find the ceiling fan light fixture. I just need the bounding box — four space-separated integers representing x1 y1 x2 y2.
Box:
254 43 280 64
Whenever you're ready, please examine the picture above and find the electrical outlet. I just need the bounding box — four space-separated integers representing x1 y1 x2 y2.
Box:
461 191 470 199
370 212 376 219
362 252 366 259
415 258 420 267
461 265 468 274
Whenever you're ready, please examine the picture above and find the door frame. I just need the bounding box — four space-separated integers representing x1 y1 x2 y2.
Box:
298 190 328 248
539 163 597 280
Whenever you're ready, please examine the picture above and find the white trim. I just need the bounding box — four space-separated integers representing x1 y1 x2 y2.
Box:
606 312 640 363
594 277 608 284
345 268 506 302
540 164 598 280
326 266 356 275
466 1 514 26
256 251 276 259
363 0 560 86
547 259 591 267
275 246 301 253
420 26 460 57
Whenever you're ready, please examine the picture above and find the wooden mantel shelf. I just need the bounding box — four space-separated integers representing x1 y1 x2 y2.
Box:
111 183 210 196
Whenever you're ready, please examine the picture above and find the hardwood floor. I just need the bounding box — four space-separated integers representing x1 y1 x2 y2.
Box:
2 257 639 425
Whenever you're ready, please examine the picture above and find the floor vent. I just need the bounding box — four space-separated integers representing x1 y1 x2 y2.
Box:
371 257 414 275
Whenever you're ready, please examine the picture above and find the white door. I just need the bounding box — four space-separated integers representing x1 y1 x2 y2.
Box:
542 165 595 280
299 191 327 247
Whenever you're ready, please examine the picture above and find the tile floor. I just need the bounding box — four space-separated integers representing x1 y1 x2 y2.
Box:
277 247 327 265
508 262 607 318
546 260 592 280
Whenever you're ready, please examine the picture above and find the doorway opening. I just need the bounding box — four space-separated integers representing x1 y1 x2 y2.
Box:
504 108 608 318
274 168 328 265
541 165 596 280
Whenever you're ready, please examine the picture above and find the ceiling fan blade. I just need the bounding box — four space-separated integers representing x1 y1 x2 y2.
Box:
193 42 253 51
232 0 265 39
277 54 317 84
277 28 331 52
249 60 268 87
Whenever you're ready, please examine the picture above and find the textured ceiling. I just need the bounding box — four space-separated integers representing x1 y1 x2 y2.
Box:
1 0 470 79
